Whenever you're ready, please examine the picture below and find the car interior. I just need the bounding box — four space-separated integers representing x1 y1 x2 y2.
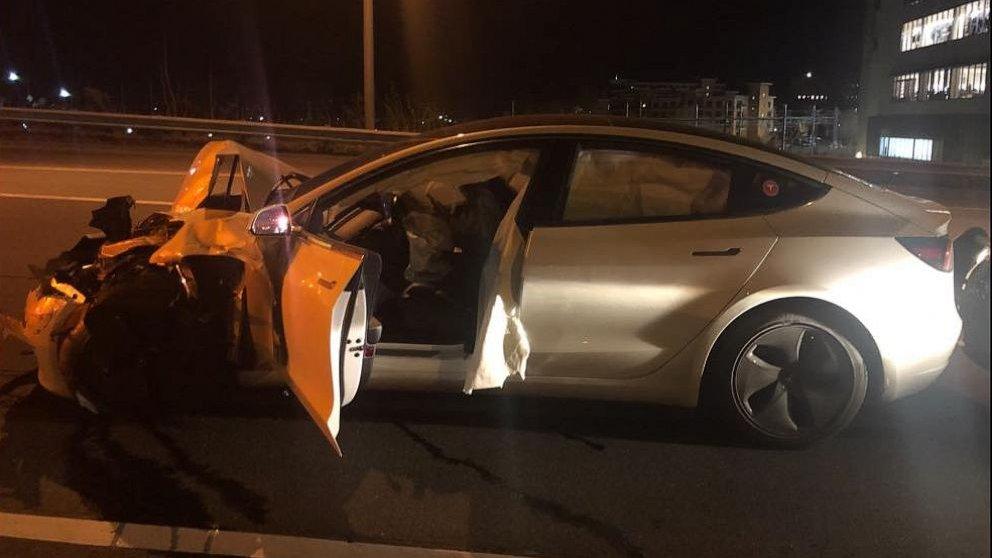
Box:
312 149 539 348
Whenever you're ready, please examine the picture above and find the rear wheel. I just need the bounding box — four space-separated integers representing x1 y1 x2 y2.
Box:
703 308 868 447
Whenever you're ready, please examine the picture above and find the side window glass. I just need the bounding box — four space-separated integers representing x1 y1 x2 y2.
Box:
729 168 827 214
561 148 733 222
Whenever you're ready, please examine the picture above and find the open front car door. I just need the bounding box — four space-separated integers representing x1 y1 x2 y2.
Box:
280 232 379 455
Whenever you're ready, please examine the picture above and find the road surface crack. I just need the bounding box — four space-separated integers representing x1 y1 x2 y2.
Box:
393 421 643 557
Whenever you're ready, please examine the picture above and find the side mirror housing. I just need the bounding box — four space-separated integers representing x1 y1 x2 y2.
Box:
250 204 294 236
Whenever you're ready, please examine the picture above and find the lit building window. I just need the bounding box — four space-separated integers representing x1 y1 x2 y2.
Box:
892 63 987 100
880 136 934 161
892 72 920 100
951 62 987 97
901 0 990 51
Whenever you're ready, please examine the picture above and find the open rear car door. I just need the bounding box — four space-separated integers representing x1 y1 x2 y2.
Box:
279 230 379 455
463 178 533 393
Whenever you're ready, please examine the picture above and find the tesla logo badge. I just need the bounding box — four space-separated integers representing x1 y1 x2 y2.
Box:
762 179 780 197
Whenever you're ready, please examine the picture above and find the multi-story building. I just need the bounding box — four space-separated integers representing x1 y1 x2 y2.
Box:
858 0 990 162
597 77 777 141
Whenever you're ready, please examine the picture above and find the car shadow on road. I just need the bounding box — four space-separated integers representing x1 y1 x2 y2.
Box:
344 389 734 449
0 371 268 528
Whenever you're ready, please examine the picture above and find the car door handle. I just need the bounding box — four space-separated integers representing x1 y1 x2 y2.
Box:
691 247 741 257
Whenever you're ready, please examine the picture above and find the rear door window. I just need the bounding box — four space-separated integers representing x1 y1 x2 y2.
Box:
560 146 734 223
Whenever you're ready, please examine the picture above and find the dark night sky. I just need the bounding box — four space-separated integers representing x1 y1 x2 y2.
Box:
0 0 864 119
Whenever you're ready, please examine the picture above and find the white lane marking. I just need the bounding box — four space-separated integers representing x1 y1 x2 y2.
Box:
0 192 171 206
0 511 520 557
0 164 185 176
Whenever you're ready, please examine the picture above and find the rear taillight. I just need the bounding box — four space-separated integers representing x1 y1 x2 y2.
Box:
897 235 952 272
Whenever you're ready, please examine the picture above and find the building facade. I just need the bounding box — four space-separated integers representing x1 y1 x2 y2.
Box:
859 0 990 163
597 77 777 141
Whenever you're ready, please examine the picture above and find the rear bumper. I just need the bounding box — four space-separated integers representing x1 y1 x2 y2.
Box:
875 300 961 402
882 360 954 402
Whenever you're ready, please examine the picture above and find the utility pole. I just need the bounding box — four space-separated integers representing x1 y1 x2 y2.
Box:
810 105 818 154
208 70 215 119
363 0 375 130
781 103 788 150
832 106 840 148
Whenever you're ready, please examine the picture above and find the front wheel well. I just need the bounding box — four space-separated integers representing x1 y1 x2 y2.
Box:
701 296 885 405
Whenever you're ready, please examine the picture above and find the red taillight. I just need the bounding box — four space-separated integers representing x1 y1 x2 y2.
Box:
897 235 952 272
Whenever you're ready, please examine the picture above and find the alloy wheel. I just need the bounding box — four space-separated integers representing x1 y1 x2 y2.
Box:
732 323 858 439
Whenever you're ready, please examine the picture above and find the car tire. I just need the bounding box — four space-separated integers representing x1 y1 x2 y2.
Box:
960 259 990 369
702 307 869 448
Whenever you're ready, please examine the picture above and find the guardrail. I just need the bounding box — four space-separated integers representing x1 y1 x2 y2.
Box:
811 154 990 178
4 107 989 181
0 107 416 144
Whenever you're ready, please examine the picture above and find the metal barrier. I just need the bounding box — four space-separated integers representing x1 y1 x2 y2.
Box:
810 154 990 178
3 107 988 180
0 107 416 144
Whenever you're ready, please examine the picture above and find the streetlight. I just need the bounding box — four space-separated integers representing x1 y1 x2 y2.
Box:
805 71 813 79
58 87 71 98
7 70 20 83
363 0 375 129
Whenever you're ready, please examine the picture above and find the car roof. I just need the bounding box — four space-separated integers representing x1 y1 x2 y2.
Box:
292 114 831 203
419 114 831 171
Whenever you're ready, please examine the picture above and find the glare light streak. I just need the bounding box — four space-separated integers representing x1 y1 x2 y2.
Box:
274 214 291 234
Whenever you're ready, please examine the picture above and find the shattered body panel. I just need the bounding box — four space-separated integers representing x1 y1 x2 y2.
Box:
2 202 283 406
2 142 301 406
173 140 306 214
150 210 282 379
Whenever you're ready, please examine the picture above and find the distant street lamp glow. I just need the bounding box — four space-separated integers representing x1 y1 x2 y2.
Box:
58 87 71 98
125 127 134 135
7 71 20 82
805 71 813 78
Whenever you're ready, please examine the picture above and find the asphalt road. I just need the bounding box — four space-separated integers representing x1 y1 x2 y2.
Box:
0 140 989 557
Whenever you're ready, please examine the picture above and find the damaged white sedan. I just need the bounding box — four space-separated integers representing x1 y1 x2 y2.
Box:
1 116 966 450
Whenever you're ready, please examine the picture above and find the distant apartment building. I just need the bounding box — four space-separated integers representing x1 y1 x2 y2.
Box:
859 0 990 163
597 77 777 141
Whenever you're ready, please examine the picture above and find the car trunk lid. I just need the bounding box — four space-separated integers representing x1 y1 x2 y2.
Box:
826 170 952 236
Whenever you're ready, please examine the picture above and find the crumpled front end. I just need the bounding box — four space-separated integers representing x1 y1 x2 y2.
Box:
1 195 277 410
2 281 86 398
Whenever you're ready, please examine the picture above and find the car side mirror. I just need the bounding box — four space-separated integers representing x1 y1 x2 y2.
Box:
250 204 296 236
